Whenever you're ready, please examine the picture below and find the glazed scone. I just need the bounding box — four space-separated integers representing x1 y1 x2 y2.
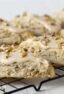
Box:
10 12 61 36
0 25 35 45
10 12 47 36
41 14 61 34
0 29 21 45
19 36 64 66
0 45 55 78
0 19 22 45
0 17 35 44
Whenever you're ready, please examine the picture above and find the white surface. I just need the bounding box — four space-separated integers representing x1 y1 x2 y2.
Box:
0 78 64 94
0 0 64 19
0 0 64 94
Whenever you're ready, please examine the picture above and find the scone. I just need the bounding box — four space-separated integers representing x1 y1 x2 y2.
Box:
19 35 64 66
10 12 47 36
0 29 21 45
0 45 55 78
10 12 61 36
0 25 35 45
41 14 61 34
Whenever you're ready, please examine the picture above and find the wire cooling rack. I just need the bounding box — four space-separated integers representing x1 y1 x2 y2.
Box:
0 65 64 94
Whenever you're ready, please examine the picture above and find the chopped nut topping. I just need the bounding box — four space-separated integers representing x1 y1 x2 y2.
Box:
43 15 51 21
41 38 50 45
4 45 14 58
19 47 28 57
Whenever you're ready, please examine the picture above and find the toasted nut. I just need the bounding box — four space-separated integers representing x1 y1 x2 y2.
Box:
19 48 28 57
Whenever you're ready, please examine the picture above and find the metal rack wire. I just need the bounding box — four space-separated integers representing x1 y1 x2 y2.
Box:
0 65 64 94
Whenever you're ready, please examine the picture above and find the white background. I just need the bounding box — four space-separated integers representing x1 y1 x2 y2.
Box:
0 0 64 20
0 0 64 94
